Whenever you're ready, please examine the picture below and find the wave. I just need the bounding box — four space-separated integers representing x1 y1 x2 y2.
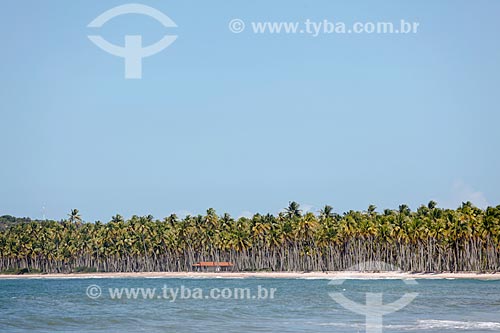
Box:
314 320 500 331
412 320 500 330
295 276 417 281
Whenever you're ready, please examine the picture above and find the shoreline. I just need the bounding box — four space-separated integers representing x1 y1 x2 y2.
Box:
0 271 499 280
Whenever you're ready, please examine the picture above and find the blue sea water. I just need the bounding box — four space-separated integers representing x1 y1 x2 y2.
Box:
1 277 500 332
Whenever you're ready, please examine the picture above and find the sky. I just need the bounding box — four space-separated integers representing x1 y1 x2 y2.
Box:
1 0 499 221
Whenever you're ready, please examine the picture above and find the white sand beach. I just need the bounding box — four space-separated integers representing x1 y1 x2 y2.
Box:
1 271 499 279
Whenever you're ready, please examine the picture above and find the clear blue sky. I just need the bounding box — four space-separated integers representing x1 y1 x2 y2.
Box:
1 1 499 221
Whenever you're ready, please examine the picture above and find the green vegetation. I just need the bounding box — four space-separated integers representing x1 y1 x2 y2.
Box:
0 215 46 231
0 267 42 275
0 203 499 273
73 266 97 273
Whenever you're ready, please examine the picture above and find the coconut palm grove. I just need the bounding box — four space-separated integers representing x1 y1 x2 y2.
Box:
1 202 499 274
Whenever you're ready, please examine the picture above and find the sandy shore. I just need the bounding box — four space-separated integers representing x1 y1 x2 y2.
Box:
0 271 499 280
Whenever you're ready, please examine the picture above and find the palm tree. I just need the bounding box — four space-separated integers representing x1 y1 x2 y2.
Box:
319 205 334 219
68 209 82 224
111 214 124 223
428 200 437 210
285 201 302 219
398 204 411 216
1 202 499 274
367 205 377 215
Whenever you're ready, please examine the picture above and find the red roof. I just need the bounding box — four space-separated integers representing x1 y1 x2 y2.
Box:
192 261 233 267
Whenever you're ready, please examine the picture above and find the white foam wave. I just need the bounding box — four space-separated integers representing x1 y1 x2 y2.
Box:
415 320 500 330
313 320 500 331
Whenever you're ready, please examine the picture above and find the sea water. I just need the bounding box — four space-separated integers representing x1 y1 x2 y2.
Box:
1 277 500 332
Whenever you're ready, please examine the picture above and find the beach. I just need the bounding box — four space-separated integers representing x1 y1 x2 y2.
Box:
1 271 499 279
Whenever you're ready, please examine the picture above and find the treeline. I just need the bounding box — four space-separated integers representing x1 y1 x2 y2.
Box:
0 215 43 231
1 202 500 273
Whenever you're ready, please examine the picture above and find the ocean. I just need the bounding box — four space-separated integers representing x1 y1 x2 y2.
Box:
1 277 500 332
